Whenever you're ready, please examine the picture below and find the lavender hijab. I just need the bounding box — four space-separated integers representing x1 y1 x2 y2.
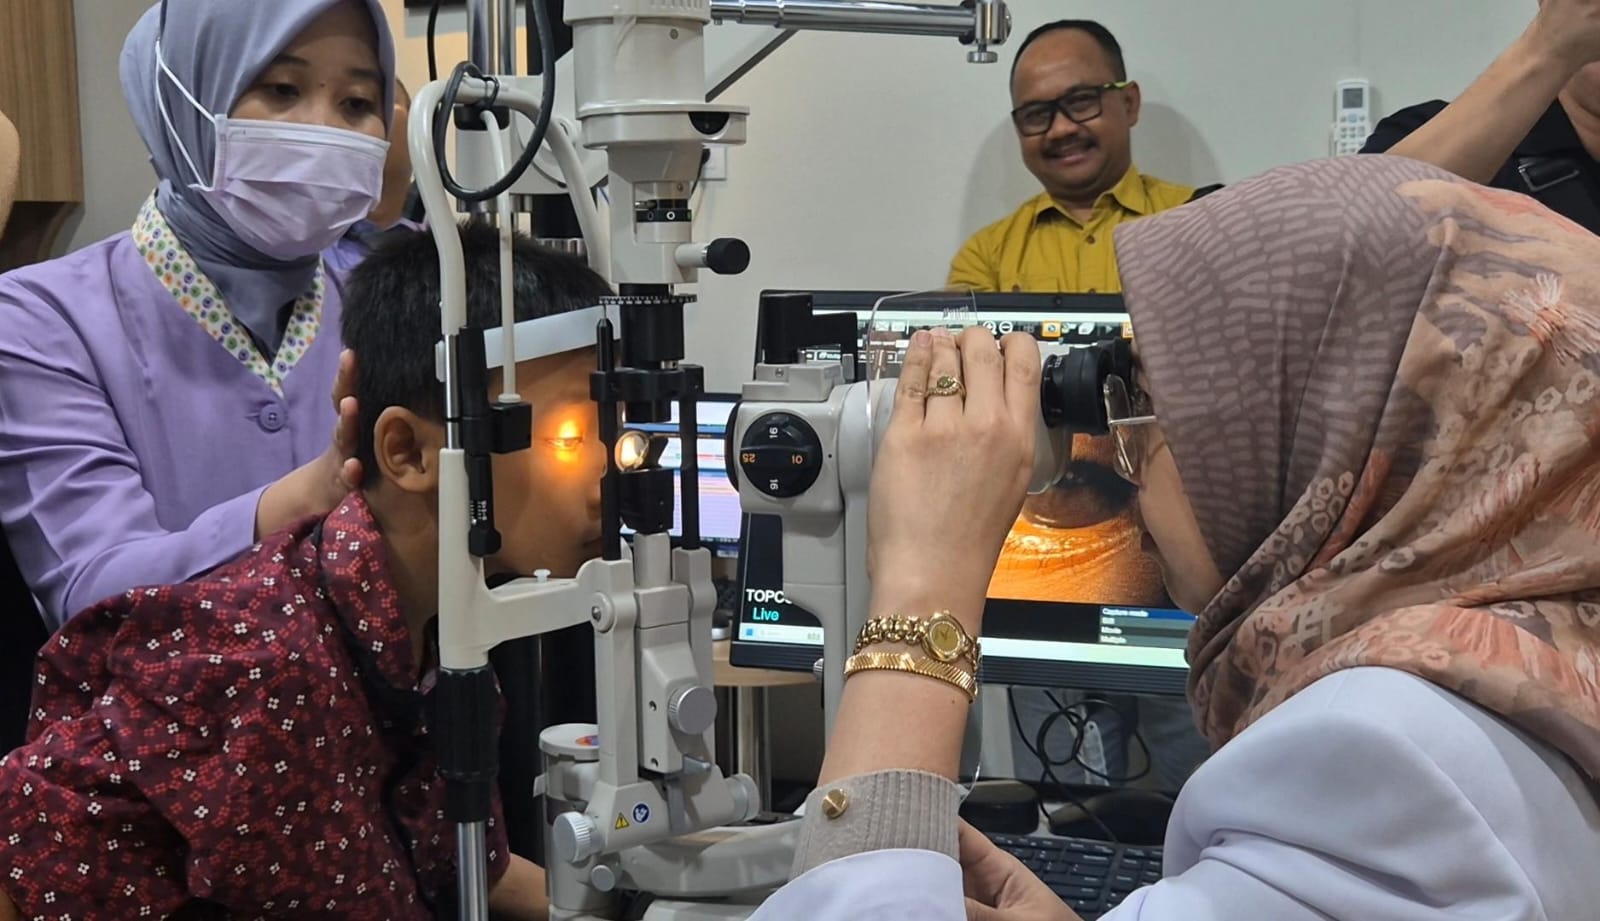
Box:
1117 155 1600 778
119 0 396 353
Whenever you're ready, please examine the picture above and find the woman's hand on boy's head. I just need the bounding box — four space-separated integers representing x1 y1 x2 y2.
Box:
252 351 364 539
332 396 363 493
332 349 363 490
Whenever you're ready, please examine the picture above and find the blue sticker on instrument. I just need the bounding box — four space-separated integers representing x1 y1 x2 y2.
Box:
632 803 651 824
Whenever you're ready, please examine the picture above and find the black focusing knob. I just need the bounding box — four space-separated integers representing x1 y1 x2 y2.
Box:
705 238 751 275
737 412 824 498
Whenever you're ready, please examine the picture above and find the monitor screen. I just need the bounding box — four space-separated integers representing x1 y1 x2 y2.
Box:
622 394 743 557
731 292 1194 695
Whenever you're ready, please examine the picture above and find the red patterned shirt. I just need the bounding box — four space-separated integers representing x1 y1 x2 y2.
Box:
0 495 509 920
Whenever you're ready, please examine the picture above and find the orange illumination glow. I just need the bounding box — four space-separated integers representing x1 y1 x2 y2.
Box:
547 418 584 460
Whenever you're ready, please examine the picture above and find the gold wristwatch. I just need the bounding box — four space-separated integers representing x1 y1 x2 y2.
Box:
853 611 980 669
846 612 981 701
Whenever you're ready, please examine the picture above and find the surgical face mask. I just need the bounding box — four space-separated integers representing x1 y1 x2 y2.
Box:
155 40 390 261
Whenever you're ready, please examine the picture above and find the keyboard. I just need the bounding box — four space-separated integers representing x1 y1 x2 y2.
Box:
987 833 1163 919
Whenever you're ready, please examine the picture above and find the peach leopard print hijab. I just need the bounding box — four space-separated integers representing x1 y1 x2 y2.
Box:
1115 155 1600 777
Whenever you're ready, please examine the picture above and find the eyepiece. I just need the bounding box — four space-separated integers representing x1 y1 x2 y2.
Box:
1039 337 1133 434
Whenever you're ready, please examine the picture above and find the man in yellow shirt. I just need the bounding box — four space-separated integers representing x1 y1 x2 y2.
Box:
949 20 1195 293
951 20 1213 797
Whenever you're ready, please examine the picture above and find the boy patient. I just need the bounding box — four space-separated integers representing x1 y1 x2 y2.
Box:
0 222 612 921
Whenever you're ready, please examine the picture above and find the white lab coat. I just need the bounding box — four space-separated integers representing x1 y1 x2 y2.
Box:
753 667 1600 921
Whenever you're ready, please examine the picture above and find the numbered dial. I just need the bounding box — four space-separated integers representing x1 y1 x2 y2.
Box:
738 412 824 498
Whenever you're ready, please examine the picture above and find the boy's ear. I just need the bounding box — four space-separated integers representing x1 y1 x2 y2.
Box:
373 407 445 494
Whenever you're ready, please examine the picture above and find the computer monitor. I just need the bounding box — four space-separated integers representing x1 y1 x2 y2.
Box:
731 292 1194 695
621 393 743 558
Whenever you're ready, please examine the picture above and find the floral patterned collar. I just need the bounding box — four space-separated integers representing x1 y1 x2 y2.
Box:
132 195 323 394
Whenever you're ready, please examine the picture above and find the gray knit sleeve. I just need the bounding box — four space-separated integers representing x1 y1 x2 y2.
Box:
789 769 963 877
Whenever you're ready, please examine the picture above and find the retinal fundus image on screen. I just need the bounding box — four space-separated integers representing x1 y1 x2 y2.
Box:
989 431 1171 609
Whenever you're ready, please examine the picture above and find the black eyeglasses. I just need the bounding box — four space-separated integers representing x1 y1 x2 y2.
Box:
1010 82 1132 137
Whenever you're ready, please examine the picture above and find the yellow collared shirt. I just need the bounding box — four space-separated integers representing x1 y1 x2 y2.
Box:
947 167 1194 294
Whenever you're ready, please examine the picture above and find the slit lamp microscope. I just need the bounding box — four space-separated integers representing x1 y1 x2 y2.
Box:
412 2 1014 918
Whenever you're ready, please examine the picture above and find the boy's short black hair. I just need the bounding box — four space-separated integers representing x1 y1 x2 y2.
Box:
1010 20 1127 87
341 221 613 486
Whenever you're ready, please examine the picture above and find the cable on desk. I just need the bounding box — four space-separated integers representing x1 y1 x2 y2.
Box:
1007 687 1121 845
1037 693 1153 787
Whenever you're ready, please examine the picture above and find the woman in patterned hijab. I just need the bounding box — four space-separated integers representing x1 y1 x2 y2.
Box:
946 153 1600 918
1118 155 1600 775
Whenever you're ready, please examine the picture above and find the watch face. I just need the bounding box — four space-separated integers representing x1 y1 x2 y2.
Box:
926 617 965 661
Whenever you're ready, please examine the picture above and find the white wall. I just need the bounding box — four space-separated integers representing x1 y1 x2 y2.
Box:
60 0 152 254
685 0 1533 391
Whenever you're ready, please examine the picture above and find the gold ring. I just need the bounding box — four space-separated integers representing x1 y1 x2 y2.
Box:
928 375 965 398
